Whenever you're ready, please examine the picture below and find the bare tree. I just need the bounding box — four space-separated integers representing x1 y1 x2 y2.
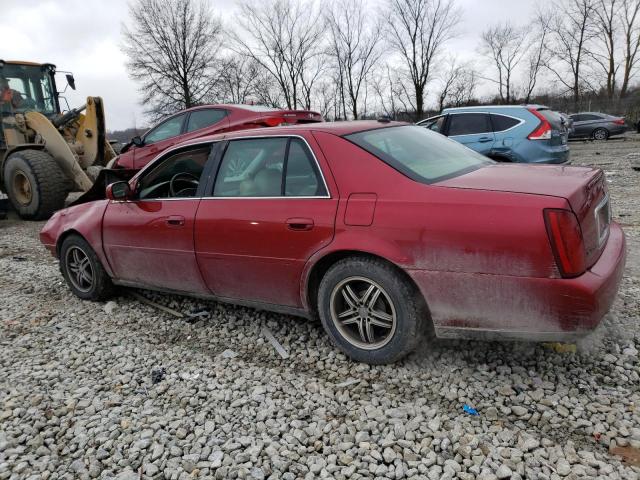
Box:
620 0 640 96
524 11 553 103
437 59 478 109
122 0 223 120
218 57 260 104
232 0 324 110
386 0 461 119
372 65 413 119
546 0 597 107
480 23 528 103
326 0 383 119
591 0 620 98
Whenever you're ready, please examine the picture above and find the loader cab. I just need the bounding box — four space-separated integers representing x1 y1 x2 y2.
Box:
0 61 62 118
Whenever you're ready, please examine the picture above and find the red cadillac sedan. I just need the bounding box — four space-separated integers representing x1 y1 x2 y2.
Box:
40 121 626 364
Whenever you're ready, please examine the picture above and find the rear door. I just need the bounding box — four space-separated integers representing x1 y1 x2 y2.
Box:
194 135 338 307
445 113 495 155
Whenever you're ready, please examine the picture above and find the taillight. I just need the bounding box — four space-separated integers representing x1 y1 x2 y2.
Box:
543 209 586 278
527 108 552 140
613 118 625 125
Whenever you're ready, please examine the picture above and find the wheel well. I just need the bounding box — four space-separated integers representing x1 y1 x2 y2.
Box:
55 229 82 258
306 250 425 315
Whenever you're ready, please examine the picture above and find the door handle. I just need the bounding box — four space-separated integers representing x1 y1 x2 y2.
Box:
166 215 185 227
478 136 493 143
286 218 314 231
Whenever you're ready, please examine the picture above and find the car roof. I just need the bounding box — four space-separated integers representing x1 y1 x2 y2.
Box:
175 120 409 147
442 104 548 113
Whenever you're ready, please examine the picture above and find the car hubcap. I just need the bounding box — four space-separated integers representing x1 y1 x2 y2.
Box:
12 170 32 206
595 130 606 140
330 276 397 350
65 247 94 292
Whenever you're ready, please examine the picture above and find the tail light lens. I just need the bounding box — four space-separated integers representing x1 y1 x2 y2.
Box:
613 118 625 125
527 108 552 140
262 117 285 127
543 209 586 278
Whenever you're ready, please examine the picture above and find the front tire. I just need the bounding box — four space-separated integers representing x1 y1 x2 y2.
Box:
2 149 68 220
60 235 114 301
592 128 609 141
317 257 426 364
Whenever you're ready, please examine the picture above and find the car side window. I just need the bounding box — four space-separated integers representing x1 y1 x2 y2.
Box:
285 139 327 196
420 115 446 133
490 114 520 132
144 114 185 145
186 109 227 133
447 113 491 136
214 138 288 197
570 114 583 121
582 114 602 121
137 146 211 199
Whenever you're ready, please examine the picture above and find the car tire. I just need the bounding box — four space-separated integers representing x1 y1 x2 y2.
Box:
3 149 68 220
592 128 609 141
59 234 115 301
317 256 426 364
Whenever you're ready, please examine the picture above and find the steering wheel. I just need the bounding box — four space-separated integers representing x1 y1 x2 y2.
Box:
169 172 200 197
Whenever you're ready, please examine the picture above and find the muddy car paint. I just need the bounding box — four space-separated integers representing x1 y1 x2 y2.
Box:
40 121 626 341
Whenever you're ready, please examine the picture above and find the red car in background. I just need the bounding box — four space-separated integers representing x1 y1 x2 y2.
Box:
41 121 626 364
113 104 323 170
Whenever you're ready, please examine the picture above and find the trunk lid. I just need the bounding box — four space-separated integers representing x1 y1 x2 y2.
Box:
437 164 610 268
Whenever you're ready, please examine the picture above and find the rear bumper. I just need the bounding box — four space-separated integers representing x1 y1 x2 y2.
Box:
408 223 626 340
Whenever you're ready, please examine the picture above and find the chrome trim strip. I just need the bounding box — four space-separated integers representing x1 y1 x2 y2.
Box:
594 193 611 247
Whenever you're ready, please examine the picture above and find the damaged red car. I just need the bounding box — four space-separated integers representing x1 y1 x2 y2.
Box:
113 104 323 170
40 121 626 364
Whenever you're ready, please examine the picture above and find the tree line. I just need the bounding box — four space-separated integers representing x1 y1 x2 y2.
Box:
122 0 640 123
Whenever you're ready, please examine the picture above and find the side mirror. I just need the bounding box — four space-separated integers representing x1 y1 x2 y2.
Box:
65 74 76 90
106 181 132 201
131 135 144 147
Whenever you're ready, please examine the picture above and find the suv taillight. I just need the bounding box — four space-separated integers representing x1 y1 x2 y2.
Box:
543 209 586 278
527 108 552 140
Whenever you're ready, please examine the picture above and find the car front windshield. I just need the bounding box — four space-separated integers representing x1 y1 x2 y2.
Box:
344 125 493 183
0 64 57 115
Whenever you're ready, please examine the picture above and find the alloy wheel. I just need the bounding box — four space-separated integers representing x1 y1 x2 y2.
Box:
65 246 94 293
329 276 397 350
593 129 608 140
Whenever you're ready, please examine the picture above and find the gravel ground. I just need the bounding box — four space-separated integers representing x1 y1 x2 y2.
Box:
1 137 639 480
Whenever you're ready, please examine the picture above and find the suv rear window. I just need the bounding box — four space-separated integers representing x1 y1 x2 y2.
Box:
344 125 492 183
491 114 520 132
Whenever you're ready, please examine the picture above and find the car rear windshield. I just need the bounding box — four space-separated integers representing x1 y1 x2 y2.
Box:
344 125 492 183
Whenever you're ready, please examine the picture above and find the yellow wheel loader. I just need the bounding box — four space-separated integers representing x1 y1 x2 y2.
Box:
0 60 116 219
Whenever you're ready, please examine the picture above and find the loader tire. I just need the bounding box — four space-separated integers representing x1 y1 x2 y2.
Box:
3 149 68 220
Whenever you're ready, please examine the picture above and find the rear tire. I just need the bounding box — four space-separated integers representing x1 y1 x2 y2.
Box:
60 235 115 301
592 128 609 141
317 257 426 364
3 149 68 220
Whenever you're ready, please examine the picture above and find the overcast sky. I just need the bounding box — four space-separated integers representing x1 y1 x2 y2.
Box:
1 0 541 131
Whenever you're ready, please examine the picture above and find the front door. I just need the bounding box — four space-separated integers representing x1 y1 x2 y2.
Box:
195 135 338 307
102 144 213 293
446 112 495 155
